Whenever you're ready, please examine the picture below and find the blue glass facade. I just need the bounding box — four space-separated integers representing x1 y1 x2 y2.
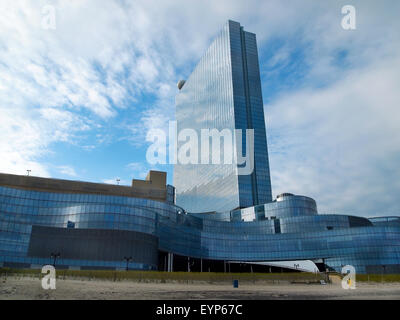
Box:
1 21 399 275
0 186 173 270
1 185 399 274
174 20 272 213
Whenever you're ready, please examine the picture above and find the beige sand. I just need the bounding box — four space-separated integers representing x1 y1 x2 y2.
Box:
0 277 400 300
1 276 400 300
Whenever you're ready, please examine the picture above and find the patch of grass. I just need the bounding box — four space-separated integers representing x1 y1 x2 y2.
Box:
356 274 400 283
2 268 399 283
0 267 326 283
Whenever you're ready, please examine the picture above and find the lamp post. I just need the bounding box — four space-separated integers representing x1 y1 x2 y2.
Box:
124 256 132 271
116 178 120 185
50 252 61 267
27 170 31 176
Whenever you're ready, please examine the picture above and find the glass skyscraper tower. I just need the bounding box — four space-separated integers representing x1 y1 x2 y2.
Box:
1 20 399 275
174 20 272 212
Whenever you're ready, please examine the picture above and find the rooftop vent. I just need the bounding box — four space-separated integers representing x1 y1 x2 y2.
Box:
276 193 294 201
177 80 186 90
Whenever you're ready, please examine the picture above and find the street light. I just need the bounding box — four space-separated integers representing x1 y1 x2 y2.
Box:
116 179 120 185
27 170 31 176
50 252 61 267
124 256 132 271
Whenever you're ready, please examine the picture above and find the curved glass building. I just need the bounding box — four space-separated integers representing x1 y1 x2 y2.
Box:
0 175 399 274
1 20 399 274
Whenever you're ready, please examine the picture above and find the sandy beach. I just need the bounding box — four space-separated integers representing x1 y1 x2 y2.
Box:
1 276 400 300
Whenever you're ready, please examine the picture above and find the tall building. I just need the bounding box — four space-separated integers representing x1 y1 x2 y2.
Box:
174 20 272 213
0 20 399 275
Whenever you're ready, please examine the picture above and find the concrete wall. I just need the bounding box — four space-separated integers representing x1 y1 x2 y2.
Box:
0 172 167 202
131 170 166 190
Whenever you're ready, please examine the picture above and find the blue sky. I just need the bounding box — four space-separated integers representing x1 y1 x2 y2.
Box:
0 0 399 216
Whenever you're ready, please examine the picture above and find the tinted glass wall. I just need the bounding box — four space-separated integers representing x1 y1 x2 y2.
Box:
1 186 399 273
174 20 272 212
28 226 158 266
0 186 180 270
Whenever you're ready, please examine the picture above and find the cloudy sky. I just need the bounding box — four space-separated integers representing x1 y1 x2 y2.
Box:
0 0 399 216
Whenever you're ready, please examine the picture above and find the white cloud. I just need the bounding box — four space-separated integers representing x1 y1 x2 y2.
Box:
126 162 151 180
0 0 399 217
259 1 400 217
126 162 166 180
267 56 400 216
57 165 78 177
102 177 128 185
